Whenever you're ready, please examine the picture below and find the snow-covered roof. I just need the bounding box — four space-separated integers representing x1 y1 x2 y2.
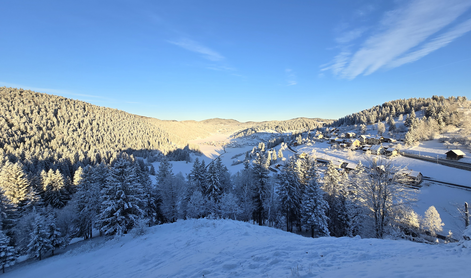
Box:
386 147 398 152
399 170 422 178
446 149 466 156
345 163 358 170
370 145 382 151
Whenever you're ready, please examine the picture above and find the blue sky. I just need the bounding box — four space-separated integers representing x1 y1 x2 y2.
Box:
1 0 471 122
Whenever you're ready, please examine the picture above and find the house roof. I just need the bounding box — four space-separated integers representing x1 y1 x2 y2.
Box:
386 147 398 152
370 145 383 151
446 149 466 156
399 170 422 178
345 163 358 170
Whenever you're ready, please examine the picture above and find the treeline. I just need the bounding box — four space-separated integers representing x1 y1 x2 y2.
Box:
0 153 153 265
232 117 331 138
331 96 468 127
153 154 434 241
0 151 446 269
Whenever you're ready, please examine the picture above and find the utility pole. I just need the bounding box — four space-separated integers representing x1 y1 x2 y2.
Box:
465 202 469 227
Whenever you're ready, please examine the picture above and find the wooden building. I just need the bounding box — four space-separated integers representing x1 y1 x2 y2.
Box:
445 149 465 160
370 145 384 155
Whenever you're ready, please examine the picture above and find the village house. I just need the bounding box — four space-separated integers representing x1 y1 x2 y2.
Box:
341 162 358 172
399 170 423 185
370 145 384 155
346 139 361 149
329 136 338 143
346 132 356 138
385 147 399 156
359 135 368 144
445 149 465 160
366 137 381 145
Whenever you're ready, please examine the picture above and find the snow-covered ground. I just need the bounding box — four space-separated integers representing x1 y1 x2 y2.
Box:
153 130 471 238
4 219 471 278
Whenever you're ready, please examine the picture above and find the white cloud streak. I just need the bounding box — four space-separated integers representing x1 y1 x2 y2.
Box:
285 68 297 86
335 27 367 44
323 0 471 79
388 17 471 68
167 38 225 61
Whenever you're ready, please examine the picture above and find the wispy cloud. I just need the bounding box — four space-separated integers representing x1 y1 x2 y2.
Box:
206 64 236 72
167 38 225 61
322 0 471 79
335 27 368 44
285 68 297 86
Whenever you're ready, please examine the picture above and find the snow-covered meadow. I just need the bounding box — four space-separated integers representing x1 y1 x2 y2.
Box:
5 218 471 278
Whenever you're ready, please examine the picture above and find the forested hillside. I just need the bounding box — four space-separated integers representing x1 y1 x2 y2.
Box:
331 96 468 127
232 117 331 138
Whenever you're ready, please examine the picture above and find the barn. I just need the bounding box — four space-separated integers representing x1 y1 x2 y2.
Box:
445 149 465 160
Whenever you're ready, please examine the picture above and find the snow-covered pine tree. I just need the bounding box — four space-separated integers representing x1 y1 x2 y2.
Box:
252 154 269 225
301 162 329 238
157 157 173 187
159 173 185 223
41 169 68 208
205 161 221 202
27 211 51 260
218 192 241 220
74 165 100 239
323 162 349 237
0 162 33 212
96 158 143 236
190 158 207 194
0 230 16 273
232 161 255 222
136 162 157 226
45 211 64 256
278 148 283 160
422 206 444 237
276 156 301 232
186 191 206 219
214 157 231 194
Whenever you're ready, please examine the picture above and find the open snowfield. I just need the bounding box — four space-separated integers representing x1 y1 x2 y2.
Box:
4 219 471 278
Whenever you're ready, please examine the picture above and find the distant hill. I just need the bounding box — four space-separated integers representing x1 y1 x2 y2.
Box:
0 87 330 170
232 117 333 138
331 96 468 127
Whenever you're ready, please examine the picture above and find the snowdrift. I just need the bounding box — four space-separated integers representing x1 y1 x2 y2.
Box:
5 219 471 278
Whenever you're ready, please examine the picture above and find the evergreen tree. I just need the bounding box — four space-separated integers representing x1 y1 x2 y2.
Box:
278 148 283 160
0 162 33 212
276 156 301 232
252 154 269 225
232 161 255 222
74 165 101 239
41 169 67 208
186 191 206 219
190 158 207 194
301 162 329 238
422 206 444 237
96 158 143 236
27 211 51 260
323 162 349 237
157 157 173 186
0 230 16 273
206 162 221 202
45 211 64 256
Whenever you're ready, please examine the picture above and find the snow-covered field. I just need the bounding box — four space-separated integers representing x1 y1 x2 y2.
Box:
4 219 471 278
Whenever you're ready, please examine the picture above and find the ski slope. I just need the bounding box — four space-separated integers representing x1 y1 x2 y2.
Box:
5 219 471 278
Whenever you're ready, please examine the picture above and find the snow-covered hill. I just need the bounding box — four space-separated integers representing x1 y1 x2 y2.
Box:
5 219 471 278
